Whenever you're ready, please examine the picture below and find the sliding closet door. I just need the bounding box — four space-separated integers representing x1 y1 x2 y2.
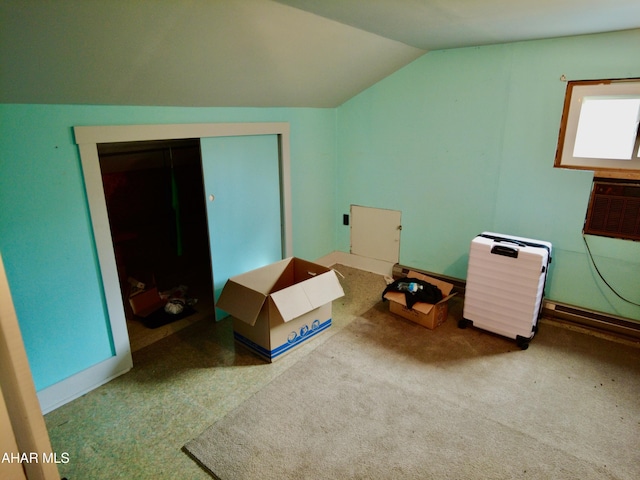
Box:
200 135 283 312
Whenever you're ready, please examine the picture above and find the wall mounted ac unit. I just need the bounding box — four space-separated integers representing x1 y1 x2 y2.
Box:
584 180 640 241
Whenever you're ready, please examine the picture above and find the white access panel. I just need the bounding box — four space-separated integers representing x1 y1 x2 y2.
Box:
350 205 401 263
462 232 552 345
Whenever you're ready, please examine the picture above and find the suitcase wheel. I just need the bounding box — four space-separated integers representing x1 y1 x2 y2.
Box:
516 336 530 350
458 318 472 329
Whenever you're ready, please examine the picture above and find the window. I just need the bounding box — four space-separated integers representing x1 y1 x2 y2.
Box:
555 78 640 179
556 79 640 242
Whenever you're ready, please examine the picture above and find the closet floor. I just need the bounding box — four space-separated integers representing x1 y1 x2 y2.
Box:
126 270 215 352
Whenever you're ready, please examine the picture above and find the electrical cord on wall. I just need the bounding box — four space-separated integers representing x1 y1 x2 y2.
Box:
582 234 640 307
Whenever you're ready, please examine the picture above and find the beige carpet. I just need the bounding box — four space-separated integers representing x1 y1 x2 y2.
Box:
185 275 640 479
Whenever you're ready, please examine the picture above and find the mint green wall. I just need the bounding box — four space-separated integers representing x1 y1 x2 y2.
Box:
336 30 640 320
2 29 640 395
0 104 337 390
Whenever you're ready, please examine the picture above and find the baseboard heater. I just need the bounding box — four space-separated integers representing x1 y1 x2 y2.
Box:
542 301 640 342
393 263 640 343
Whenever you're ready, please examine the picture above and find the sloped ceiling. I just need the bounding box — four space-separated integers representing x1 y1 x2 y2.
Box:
1 0 639 108
277 0 640 51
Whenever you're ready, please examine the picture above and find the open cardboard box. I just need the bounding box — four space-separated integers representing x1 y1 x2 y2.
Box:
384 270 456 329
216 257 345 362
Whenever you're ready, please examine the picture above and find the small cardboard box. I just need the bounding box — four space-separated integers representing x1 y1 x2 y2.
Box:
384 271 456 329
129 287 166 317
216 257 345 362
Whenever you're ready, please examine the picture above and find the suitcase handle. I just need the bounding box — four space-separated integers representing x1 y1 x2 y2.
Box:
478 233 552 263
491 245 519 258
493 238 528 248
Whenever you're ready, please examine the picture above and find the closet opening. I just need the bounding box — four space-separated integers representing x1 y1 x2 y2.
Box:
98 138 214 352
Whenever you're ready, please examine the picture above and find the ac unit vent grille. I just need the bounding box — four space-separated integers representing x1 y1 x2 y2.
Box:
584 181 640 241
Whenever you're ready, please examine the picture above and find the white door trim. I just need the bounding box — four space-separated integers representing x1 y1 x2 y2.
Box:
37 122 292 413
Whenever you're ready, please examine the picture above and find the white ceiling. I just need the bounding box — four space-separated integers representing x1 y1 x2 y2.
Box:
1 0 639 108
277 0 640 50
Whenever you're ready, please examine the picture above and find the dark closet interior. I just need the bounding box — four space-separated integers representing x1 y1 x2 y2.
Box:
98 139 214 351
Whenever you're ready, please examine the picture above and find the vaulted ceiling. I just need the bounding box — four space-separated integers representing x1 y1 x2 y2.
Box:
1 0 639 108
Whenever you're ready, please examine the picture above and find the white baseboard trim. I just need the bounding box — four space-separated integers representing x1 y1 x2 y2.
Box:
37 353 132 414
38 252 638 413
315 251 394 277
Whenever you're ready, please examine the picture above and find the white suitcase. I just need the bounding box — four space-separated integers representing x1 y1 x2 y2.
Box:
460 232 552 349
